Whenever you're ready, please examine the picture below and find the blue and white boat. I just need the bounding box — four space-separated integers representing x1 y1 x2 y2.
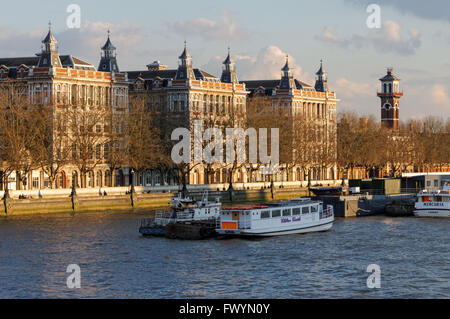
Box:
216 198 334 237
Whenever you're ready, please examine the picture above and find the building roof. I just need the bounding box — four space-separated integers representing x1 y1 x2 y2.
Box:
178 43 191 60
101 36 116 51
42 30 57 44
316 60 324 76
241 79 312 90
281 57 290 72
127 68 218 81
380 68 400 81
223 48 233 65
0 55 95 71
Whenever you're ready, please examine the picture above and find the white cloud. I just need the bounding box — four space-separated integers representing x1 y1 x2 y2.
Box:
168 9 248 41
430 84 450 105
201 46 312 83
316 20 421 56
0 26 45 57
346 0 450 22
56 21 145 68
331 78 378 116
333 78 374 98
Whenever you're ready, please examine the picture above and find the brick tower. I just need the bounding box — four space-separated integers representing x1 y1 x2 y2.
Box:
377 68 403 130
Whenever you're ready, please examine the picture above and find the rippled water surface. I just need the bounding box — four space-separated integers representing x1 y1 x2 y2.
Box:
0 211 448 298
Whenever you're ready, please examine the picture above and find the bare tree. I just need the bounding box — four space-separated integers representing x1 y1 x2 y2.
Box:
126 96 163 183
29 105 71 189
0 82 39 190
64 105 109 188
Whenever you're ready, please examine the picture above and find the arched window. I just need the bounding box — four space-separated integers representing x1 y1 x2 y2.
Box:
146 170 152 186
105 170 111 187
96 171 102 187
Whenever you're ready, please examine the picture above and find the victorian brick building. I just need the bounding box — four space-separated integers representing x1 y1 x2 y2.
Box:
0 26 128 190
127 45 248 186
241 58 339 182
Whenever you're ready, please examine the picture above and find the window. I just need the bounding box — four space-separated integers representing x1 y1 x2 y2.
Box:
302 207 309 214
96 145 102 159
293 208 301 216
32 177 39 189
104 143 110 159
272 210 281 218
311 205 318 213
426 181 431 187
261 211 270 219
434 180 439 187
282 209 291 217
146 171 152 186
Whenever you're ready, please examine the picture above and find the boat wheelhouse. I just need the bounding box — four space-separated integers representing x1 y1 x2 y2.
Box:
414 181 450 218
216 198 334 237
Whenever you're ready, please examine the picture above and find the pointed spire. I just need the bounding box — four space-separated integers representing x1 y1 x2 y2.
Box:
221 46 238 83
316 59 324 75
314 59 328 92
179 40 191 60
223 46 233 64
38 21 61 68
279 54 295 91
176 41 195 80
102 29 116 50
282 54 290 72
98 29 119 72
42 20 57 44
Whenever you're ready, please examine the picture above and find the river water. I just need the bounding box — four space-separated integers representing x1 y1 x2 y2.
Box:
0 211 448 299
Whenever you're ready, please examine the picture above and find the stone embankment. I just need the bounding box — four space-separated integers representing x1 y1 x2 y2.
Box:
0 183 317 217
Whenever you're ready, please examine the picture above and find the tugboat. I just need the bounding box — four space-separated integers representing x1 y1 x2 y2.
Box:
414 180 450 218
216 198 334 237
139 192 221 237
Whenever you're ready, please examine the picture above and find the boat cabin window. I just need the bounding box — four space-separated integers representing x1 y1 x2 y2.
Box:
302 207 309 214
311 205 318 213
282 209 291 217
261 211 270 219
272 210 281 218
292 208 301 215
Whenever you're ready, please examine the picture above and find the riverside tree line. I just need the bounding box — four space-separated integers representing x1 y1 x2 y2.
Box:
0 83 448 191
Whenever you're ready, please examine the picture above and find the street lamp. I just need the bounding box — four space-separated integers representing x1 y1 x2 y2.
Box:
130 168 135 191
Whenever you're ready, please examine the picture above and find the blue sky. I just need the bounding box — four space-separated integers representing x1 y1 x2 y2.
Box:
1 0 449 119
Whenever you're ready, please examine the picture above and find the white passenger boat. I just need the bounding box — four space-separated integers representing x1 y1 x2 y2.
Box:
414 181 450 218
216 198 334 237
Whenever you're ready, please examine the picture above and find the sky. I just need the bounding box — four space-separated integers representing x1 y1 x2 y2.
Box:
1 0 449 119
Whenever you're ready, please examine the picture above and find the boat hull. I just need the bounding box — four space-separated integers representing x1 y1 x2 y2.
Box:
217 220 333 237
139 226 166 237
309 187 342 196
414 210 450 218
